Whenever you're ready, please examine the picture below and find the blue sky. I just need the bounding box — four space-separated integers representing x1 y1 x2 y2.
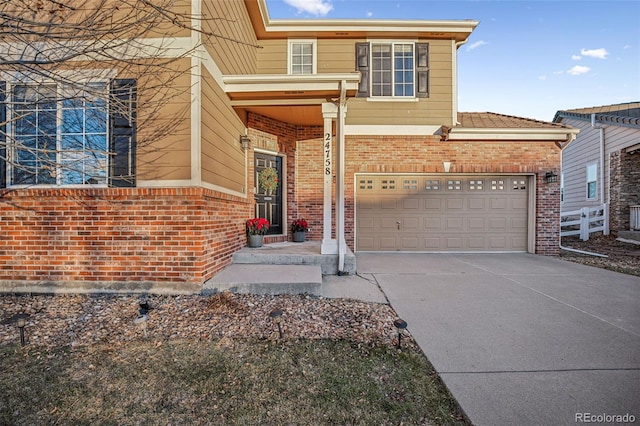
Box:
264 0 640 122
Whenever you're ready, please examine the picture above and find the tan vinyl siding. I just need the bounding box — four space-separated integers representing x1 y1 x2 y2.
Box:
256 40 288 74
135 58 192 181
201 67 246 192
317 39 356 72
348 39 453 126
202 0 258 74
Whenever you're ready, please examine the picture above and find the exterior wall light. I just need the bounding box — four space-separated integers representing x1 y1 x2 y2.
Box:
393 318 408 349
545 171 558 183
240 136 251 151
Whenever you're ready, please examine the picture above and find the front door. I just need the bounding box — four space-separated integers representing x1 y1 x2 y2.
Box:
254 153 283 235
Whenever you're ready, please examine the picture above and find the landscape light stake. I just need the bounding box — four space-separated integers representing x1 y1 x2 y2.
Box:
394 319 408 349
269 308 283 339
16 316 27 347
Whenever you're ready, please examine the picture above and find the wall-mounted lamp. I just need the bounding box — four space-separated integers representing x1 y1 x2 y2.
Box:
545 171 558 184
442 161 452 173
240 136 251 151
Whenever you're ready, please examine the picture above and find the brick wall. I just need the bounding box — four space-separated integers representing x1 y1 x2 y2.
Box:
244 115 562 255
291 135 561 255
248 113 324 240
0 187 250 288
609 150 640 233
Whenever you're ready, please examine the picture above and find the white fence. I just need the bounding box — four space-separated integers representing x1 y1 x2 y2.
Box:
560 203 609 241
631 205 640 231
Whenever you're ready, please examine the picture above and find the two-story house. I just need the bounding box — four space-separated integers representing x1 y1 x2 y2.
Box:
0 0 577 293
554 102 640 237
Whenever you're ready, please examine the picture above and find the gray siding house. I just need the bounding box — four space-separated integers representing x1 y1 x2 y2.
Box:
554 102 640 234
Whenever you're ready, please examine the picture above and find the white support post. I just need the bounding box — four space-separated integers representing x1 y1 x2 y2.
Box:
337 81 347 272
321 103 338 254
603 203 610 236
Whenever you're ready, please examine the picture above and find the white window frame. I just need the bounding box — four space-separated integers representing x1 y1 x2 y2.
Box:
586 163 597 200
370 41 415 98
7 80 110 187
288 39 317 75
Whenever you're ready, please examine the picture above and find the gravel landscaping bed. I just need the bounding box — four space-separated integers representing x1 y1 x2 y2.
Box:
1 292 409 350
560 235 640 276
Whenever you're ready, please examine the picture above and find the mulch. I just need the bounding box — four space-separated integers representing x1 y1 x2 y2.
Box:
559 235 640 276
0 292 409 350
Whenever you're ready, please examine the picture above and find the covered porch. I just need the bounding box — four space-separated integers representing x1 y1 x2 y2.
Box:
223 73 360 274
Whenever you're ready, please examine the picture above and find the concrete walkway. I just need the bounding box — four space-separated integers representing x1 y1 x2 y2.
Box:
356 253 640 426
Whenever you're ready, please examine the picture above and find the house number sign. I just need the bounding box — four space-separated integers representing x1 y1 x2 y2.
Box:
324 132 331 175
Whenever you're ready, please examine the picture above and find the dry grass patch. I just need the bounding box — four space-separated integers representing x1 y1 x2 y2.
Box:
0 339 467 425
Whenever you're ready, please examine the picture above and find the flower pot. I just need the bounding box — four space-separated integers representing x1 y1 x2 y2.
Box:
247 234 264 248
292 231 306 243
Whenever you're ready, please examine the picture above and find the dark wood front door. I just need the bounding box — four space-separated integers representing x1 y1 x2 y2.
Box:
254 153 283 235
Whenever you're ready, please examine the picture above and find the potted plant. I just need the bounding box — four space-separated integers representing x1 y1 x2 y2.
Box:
246 217 270 247
258 167 278 195
290 218 308 242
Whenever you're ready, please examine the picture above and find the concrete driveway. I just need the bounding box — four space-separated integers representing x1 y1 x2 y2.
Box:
357 253 640 426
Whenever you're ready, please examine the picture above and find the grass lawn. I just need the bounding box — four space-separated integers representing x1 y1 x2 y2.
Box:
0 339 468 425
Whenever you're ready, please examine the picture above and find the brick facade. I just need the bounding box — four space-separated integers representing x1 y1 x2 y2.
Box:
0 188 250 288
609 150 640 233
250 114 562 255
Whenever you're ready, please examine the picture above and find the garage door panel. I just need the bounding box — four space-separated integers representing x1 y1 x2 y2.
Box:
356 174 529 252
468 217 485 231
402 198 420 210
402 217 419 231
424 217 442 230
468 198 486 210
446 198 464 210
446 217 464 231
379 236 397 250
424 198 442 210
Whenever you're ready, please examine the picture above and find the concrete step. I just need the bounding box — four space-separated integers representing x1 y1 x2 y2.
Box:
202 264 322 296
232 241 356 275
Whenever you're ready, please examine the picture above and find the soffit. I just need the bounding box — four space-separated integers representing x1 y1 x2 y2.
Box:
244 0 478 42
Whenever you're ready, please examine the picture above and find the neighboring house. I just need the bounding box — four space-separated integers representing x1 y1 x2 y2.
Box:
554 103 640 234
0 0 578 292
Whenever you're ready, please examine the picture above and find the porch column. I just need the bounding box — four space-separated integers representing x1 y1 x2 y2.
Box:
337 81 348 272
321 103 338 254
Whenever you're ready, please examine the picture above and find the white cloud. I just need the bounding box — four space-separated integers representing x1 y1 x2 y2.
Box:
366 11 373 17
466 40 488 51
283 0 333 16
623 44 631 49
572 54 581 60
538 75 547 81
567 65 591 76
580 48 608 59
553 70 564 75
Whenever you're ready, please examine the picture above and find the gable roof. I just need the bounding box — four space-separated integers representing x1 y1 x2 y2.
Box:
553 102 640 129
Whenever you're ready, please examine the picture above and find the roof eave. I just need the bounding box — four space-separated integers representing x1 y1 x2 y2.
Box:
248 0 478 41
446 127 579 142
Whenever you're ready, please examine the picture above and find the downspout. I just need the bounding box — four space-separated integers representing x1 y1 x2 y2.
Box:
337 80 347 273
591 114 606 206
453 40 467 125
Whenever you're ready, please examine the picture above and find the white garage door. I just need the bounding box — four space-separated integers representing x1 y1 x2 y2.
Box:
356 175 529 252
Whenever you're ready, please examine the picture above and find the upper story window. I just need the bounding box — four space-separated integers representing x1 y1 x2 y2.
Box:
356 42 429 99
586 163 597 200
288 40 316 75
0 79 137 188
